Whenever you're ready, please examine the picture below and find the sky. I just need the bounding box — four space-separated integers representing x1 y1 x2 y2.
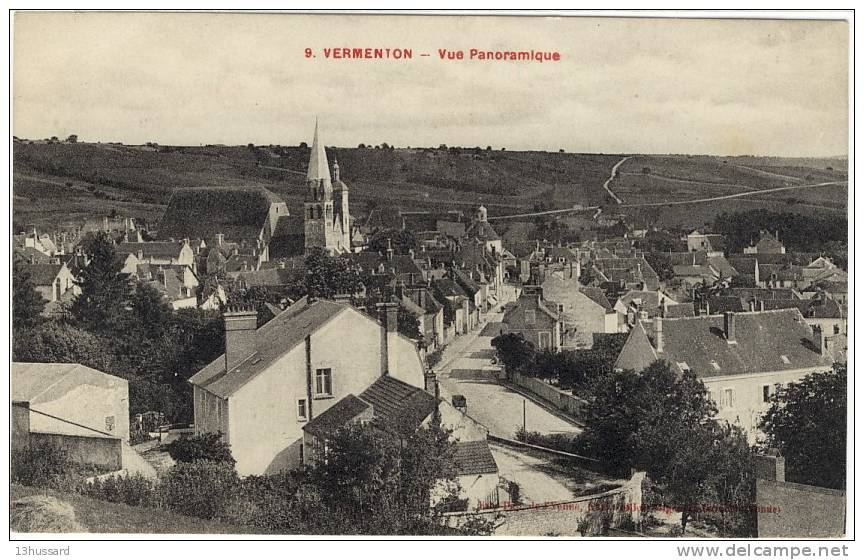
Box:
13 12 850 157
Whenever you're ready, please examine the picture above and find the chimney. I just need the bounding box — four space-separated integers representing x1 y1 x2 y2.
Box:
653 316 663 353
812 325 825 355
748 299 756 312
216 233 224 247
386 238 394 261
723 311 736 344
377 302 400 376
759 300 765 312
223 307 258 372
102 216 109 230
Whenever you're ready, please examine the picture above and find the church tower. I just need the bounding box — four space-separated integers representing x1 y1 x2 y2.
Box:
304 120 340 253
332 157 351 252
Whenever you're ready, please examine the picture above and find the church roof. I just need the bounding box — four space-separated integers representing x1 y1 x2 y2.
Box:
307 119 332 184
157 186 282 242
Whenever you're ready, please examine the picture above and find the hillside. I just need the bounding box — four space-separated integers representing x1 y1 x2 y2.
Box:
12 142 848 232
11 485 251 534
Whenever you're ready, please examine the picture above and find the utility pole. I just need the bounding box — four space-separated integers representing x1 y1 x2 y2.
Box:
523 399 526 434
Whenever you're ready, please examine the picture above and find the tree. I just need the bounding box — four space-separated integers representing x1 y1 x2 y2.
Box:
12 321 116 373
580 361 755 534
302 422 464 535
70 232 133 331
166 432 236 466
66 134 78 143
304 248 363 299
12 258 47 329
491 333 535 373
128 281 174 339
759 365 846 490
369 229 418 256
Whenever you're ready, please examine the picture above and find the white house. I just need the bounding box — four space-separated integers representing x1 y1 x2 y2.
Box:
188 298 428 476
614 309 836 442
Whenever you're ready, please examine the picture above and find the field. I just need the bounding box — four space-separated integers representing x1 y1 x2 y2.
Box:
12 142 848 232
11 484 250 534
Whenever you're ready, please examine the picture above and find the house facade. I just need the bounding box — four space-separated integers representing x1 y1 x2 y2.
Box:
614 309 836 442
502 287 562 352
540 270 617 349
188 298 426 476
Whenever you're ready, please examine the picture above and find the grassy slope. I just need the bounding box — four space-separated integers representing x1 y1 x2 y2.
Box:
11 485 253 535
12 142 848 232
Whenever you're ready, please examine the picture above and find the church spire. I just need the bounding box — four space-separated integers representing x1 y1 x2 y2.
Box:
307 118 331 184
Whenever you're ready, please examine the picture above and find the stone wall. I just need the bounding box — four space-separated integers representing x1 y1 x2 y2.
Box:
512 371 588 422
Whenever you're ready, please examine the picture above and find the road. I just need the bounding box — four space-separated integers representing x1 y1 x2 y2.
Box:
434 315 581 441
602 155 631 204
486 178 847 221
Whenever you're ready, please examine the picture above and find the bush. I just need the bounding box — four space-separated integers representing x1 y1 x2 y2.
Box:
165 432 235 466
160 460 239 519
426 348 444 368
11 440 75 489
79 473 157 507
225 472 303 533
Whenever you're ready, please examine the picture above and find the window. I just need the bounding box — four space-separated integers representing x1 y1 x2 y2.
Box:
524 310 536 324
722 388 734 409
297 399 308 421
676 361 690 373
780 355 790 364
709 360 721 371
538 331 551 349
315 368 332 397
105 415 115 432
762 385 771 403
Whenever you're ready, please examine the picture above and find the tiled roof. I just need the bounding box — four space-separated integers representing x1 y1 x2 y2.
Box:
465 221 500 241
158 186 281 241
453 440 498 476
21 263 63 286
233 267 297 287
640 309 832 378
359 376 438 436
581 286 612 310
673 264 717 278
117 241 185 259
188 298 347 398
303 395 371 439
664 303 695 318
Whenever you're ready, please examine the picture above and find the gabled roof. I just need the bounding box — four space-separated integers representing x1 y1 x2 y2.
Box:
157 186 282 241
453 440 498 476
21 263 64 286
188 298 348 398
581 286 613 311
664 303 695 318
433 278 467 299
760 298 845 319
465 221 500 241
12 362 126 404
359 376 438 436
637 309 832 378
233 267 297 287
673 264 718 279
303 394 371 439
117 241 186 260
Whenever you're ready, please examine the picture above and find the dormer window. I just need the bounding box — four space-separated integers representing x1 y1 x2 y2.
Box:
709 361 721 371
676 361 690 373
780 355 791 364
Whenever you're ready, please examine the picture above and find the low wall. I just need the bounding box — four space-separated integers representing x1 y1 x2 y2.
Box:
442 471 646 536
30 431 123 471
512 371 588 422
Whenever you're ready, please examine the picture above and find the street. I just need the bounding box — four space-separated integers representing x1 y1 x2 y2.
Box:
435 313 582 441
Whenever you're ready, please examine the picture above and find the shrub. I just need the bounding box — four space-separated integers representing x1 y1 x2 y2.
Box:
225 472 303 533
11 440 75 489
80 473 157 507
426 348 444 368
165 432 235 466
160 460 239 519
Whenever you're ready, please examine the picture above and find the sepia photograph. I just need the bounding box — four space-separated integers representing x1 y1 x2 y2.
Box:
6 8 853 546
